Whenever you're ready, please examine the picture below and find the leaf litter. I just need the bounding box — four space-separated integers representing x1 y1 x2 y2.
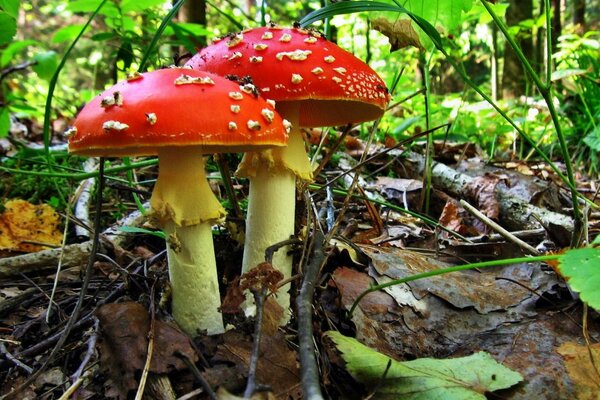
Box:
0 125 598 399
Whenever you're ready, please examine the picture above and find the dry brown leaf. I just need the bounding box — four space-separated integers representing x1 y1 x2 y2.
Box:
438 199 482 236
464 174 501 221
371 17 423 51
96 302 198 399
557 341 600 400
215 330 301 399
0 199 62 252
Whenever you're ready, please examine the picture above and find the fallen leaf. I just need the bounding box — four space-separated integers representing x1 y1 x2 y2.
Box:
464 174 501 221
96 302 197 399
0 199 62 252
215 330 301 399
557 341 600 400
325 331 523 399
438 198 483 236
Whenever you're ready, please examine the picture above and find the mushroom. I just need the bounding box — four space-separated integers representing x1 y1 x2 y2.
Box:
68 68 289 335
186 26 390 320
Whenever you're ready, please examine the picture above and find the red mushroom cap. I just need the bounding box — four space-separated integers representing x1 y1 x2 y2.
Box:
68 68 289 156
185 26 390 127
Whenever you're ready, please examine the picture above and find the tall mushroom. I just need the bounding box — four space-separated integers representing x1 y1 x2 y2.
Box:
68 68 289 335
186 26 390 319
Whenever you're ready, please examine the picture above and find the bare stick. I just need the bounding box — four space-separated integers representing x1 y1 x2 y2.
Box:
176 351 217 400
244 287 267 399
0 342 33 374
460 199 540 255
70 318 99 383
296 230 325 400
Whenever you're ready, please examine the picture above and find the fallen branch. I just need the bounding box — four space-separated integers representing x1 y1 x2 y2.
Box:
296 230 325 400
403 151 574 232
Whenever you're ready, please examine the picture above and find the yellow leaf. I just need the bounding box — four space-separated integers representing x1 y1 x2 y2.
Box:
557 341 600 400
0 199 63 253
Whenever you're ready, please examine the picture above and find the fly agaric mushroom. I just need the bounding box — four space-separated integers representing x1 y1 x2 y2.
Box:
186 26 390 320
68 68 289 335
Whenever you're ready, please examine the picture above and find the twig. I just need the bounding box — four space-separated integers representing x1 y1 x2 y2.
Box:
0 288 37 317
58 370 91 400
296 230 325 400
70 318 99 383
0 343 33 374
3 159 106 399
175 351 217 400
460 199 540 255
244 287 267 399
135 283 157 400
0 61 36 83
264 238 302 264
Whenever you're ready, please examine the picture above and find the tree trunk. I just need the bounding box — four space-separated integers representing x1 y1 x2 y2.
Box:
573 0 585 32
179 0 207 48
501 0 534 99
551 0 562 54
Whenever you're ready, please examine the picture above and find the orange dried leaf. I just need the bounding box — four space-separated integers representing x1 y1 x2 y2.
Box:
557 341 600 400
0 199 62 253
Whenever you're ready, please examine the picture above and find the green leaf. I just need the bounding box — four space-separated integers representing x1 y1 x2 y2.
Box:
0 39 38 67
52 24 86 43
121 0 166 13
551 68 589 82
0 0 19 18
559 247 600 310
32 50 58 81
67 0 119 17
0 108 9 138
0 12 17 45
91 31 117 41
118 226 166 240
326 331 523 399
583 125 600 151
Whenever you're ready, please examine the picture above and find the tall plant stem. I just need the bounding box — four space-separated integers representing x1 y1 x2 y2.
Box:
480 0 582 244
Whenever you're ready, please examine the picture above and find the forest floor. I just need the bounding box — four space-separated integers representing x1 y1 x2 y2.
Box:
0 127 599 399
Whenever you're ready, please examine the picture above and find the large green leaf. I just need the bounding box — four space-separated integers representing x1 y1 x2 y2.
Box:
371 0 472 50
0 0 19 18
559 247 600 310
326 331 523 399
0 12 17 45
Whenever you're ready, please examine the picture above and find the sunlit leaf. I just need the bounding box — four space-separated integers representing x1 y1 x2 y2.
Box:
327 331 523 399
121 0 166 13
52 24 86 43
0 0 19 19
32 50 58 81
0 12 17 45
551 68 590 81
0 39 38 67
558 247 600 310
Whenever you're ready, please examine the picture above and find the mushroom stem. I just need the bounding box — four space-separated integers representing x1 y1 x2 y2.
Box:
151 148 225 335
239 103 311 321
